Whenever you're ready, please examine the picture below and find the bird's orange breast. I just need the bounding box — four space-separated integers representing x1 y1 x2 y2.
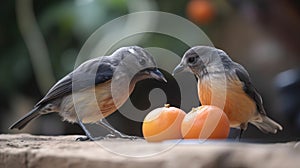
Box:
95 79 135 118
198 75 256 127
61 79 134 124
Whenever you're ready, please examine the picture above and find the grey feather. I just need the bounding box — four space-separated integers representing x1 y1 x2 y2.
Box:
234 65 266 115
36 57 115 107
9 106 41 130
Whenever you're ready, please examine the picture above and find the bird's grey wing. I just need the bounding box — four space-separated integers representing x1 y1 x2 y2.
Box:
35 58 114 106
233 64 266 115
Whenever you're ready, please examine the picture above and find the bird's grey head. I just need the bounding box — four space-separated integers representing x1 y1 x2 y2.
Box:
112 46 167 83
172 46 231 77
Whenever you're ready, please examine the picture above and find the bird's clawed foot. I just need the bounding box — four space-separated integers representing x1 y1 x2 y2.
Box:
76 133 138 141
76 119 140 141
76 136 90 141
76 136 105 141
96 119 139 140
105 132 138 140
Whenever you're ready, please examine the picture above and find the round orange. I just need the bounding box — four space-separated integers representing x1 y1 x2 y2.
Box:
181 105 230 139
186 0 215 25
142 104 186 142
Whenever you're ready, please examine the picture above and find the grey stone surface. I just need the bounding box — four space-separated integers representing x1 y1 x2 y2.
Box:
0 134 299 168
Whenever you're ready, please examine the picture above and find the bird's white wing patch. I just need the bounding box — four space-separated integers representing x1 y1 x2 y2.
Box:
128 48 136 54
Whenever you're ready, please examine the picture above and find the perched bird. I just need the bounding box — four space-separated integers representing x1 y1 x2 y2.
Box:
173 46 282 137
10 46 166 141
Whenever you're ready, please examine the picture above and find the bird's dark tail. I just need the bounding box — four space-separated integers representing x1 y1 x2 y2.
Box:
251 115 283 134
9 106 41 130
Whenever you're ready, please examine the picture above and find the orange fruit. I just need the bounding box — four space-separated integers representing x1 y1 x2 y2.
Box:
142 104 186 142
181 105 230 139
186 0 215 25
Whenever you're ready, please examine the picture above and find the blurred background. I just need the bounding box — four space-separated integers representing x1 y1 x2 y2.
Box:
1 0 300 142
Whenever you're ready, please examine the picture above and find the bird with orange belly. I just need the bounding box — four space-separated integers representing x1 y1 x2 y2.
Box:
173 46 283 138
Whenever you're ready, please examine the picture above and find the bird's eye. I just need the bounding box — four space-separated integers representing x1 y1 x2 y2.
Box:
139 59 146 65
188 56 196 64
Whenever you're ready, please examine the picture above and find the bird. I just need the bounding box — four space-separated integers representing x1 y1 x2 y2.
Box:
173 46 283 138
10 46 167 141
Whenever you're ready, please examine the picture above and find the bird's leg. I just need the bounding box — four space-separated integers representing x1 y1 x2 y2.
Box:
76 119 100 141
96 119 138 140
238 129 244 141
237 123 247 141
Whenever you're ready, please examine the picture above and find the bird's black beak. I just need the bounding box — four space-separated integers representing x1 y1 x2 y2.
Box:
147 68 167 83
172 63 186 76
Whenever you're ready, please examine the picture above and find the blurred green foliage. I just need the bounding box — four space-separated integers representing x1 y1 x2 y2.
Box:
0 0 129 95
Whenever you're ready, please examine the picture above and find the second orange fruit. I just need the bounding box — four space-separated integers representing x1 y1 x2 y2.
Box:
181 105 230 139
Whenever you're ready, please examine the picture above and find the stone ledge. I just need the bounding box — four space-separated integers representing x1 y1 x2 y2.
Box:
0 134 299 168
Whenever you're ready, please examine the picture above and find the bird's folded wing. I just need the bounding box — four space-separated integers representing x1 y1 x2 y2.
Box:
234 64 266 115
35 58 114 106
